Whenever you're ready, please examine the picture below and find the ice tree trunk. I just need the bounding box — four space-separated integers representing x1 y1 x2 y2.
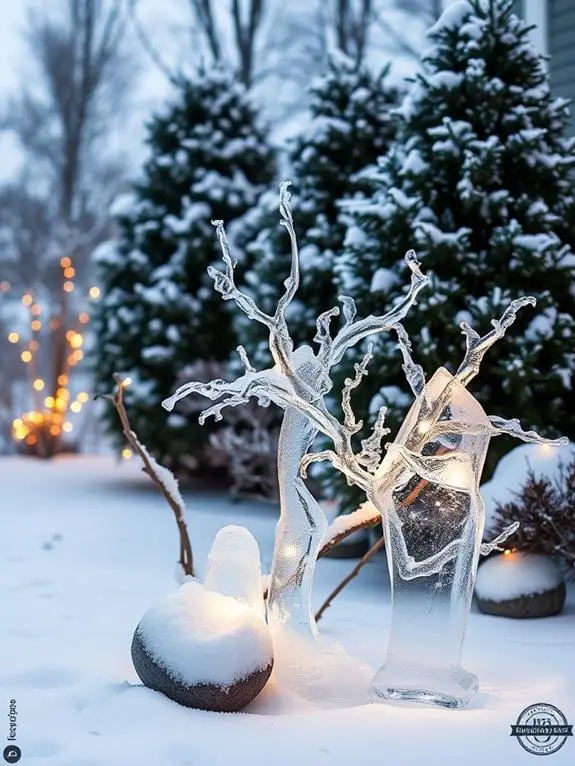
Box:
368 368 491 709
267 407 327 638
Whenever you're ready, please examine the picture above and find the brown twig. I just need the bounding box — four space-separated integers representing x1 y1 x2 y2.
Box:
315 535 386 622
317 511 381 559
97 373 194 576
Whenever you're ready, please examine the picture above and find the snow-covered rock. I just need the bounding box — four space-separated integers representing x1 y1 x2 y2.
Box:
132 525 273 711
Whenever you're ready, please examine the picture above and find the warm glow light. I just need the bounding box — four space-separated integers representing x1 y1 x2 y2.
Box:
504 549 512 556
89 286 101 299
8 332 19 343
63 281 74 293
21 351 32 363
65 330 75 341
50 424 60 436
121 377 132 388
26 434 37 446
57 374 69 386
63 267 75 278
22 294 33 306
284 544 298 558
70 334 83 349
122 448 133 460
60 256 72 268
79 312 89 324
77 392 89 403
31 304 41 315
12 418 23 429
33 379 45 391
63 422 73 433
70 401 82 413
45 396 55 408
31 320 42 331
418 420 431 435
538 443 554 455
74 350 84 361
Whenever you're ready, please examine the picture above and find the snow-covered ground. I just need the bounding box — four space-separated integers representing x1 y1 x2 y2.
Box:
1 454 574 766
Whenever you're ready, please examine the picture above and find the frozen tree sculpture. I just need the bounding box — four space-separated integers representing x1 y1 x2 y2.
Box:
163 184 567 708
164 183 428 638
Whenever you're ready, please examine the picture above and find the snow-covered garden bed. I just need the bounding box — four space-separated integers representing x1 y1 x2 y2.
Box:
1 453 574 765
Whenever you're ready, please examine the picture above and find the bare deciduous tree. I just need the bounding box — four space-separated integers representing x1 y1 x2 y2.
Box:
0 0 138 456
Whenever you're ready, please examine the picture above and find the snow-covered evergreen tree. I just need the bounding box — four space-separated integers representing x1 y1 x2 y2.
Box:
93 68 275 471
329 0 575 511
236 53 400 365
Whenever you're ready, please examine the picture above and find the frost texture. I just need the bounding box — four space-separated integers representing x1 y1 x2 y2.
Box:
162 183 566 708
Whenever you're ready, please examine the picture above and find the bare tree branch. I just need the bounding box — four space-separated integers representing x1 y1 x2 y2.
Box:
98 375 194 576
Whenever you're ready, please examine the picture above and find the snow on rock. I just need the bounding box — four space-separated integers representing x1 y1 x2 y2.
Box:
136 580 273 690
481 441 575 530
204 525 265 618
475 553 563 602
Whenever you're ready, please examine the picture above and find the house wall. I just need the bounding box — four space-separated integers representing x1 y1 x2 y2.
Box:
547 0 575 134
516 0 575 134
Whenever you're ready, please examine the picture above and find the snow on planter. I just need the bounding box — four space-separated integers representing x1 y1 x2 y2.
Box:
132 525 273 711
475 552 566 619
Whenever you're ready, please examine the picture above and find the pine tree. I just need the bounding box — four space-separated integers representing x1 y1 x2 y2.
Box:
93 68 275 471
236 53 400 366
330 0 575 511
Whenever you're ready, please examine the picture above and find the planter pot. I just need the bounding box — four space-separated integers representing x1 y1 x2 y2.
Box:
475 552 566 618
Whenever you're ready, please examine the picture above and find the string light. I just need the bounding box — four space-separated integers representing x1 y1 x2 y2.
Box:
121 377 132 387
10 250 94 455
122 448 133 460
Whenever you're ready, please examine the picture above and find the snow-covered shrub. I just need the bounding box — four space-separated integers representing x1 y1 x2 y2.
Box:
489 457 575 578
92 67 275 472
329 0 575 511
237 53 400 365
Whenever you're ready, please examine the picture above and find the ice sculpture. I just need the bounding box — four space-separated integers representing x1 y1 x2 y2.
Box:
162 183 567 708
164 183 428 638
